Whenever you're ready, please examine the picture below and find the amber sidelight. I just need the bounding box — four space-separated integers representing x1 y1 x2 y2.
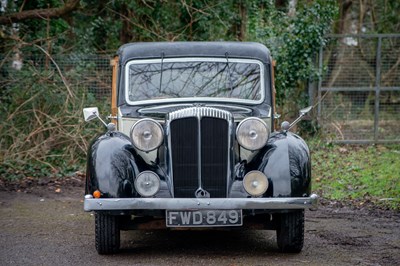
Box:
93 190 101 198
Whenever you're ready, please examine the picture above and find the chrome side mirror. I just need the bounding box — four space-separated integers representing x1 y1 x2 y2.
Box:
83 107 108 127
281 106 312 131
83 107 100 122
299 106 312 116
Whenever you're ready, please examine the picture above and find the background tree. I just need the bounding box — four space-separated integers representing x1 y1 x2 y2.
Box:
8 0 400 178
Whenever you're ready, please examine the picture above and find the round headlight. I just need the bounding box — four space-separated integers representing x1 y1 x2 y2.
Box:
236 117 269 151
130 118 164 152
134 171 161 197
243 171 269 197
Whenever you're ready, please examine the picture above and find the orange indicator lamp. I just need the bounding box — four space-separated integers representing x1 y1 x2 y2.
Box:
93 190 101 198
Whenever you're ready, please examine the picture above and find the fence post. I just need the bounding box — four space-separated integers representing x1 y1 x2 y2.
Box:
317 45 323 121
374 37 382 143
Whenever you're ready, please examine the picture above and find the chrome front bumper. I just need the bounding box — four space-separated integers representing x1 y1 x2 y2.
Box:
84 194 318 211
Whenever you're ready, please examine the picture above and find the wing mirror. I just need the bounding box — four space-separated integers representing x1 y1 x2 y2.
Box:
83 107 101 122
83 107 115 131
299 106 312 116
281 106 312 132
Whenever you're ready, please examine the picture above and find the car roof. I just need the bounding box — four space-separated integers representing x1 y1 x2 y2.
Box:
117 42 271 65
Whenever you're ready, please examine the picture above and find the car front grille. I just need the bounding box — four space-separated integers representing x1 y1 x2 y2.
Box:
168 107 231 198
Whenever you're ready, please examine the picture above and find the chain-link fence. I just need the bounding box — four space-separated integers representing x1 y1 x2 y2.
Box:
316 34 400 143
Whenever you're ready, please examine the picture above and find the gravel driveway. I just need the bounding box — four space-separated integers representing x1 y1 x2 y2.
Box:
0 186 399 266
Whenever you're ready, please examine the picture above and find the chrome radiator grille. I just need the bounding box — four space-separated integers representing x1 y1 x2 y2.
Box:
168 107 232 198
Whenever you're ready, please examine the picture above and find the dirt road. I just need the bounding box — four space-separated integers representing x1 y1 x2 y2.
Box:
1 186 399 266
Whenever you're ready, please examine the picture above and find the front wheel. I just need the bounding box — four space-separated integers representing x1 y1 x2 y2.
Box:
276 210 304 253
95 212 120 254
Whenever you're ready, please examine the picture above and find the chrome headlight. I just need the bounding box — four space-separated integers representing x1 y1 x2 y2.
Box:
134 171 161 197
236 117 269 151
243 170 269 197
130 118 164 152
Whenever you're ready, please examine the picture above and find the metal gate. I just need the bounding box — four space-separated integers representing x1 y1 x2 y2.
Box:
316 34 400 143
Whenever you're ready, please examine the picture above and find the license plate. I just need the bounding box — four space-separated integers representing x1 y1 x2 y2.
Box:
166 210 243 227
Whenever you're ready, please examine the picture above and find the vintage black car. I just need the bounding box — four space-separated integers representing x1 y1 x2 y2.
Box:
83 42 318 255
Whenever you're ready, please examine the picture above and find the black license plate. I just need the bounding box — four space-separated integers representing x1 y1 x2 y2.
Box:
166 210 243 227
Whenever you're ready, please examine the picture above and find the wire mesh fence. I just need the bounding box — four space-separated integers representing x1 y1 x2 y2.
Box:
317 34 400 143
2 36 399 144
1 52 113 99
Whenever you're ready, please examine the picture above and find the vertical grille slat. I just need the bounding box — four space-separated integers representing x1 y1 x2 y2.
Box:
170 118 198 198
201 117 228 198
168 107 231 198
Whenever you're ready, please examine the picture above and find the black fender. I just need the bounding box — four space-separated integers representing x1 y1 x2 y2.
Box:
248 132 311 197
85 131 148 198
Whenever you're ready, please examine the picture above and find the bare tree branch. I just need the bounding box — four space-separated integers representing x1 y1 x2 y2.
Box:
0 0 80 25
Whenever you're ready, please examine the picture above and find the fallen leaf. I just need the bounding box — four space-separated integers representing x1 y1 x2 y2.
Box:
55 188 61 193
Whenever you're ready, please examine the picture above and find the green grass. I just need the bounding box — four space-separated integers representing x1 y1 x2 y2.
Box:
309 141 400 210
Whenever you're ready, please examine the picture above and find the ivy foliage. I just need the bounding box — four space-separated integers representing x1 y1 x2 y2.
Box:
246 0 338 115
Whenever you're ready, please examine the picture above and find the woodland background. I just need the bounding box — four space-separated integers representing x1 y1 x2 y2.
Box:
0 0 399 181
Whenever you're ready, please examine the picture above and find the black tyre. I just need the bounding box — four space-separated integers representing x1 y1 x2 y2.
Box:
276 210 304 253
95 212 120 254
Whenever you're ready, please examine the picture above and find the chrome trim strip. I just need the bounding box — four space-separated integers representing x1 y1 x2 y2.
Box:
138 104 253 114
117 107 123 132
197 115 202 189
126 97 263 106
166 117 174 198
168 106 232 121
125 57 265 106
84 194 319 211
226 117 233 197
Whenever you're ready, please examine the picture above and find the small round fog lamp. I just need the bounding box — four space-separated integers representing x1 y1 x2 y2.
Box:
243 171 268 196
134 171 161 197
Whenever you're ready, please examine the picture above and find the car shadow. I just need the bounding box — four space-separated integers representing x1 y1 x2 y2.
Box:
119 229 281 256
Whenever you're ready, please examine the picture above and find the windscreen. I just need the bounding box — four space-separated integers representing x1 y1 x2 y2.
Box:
126 58 264 104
